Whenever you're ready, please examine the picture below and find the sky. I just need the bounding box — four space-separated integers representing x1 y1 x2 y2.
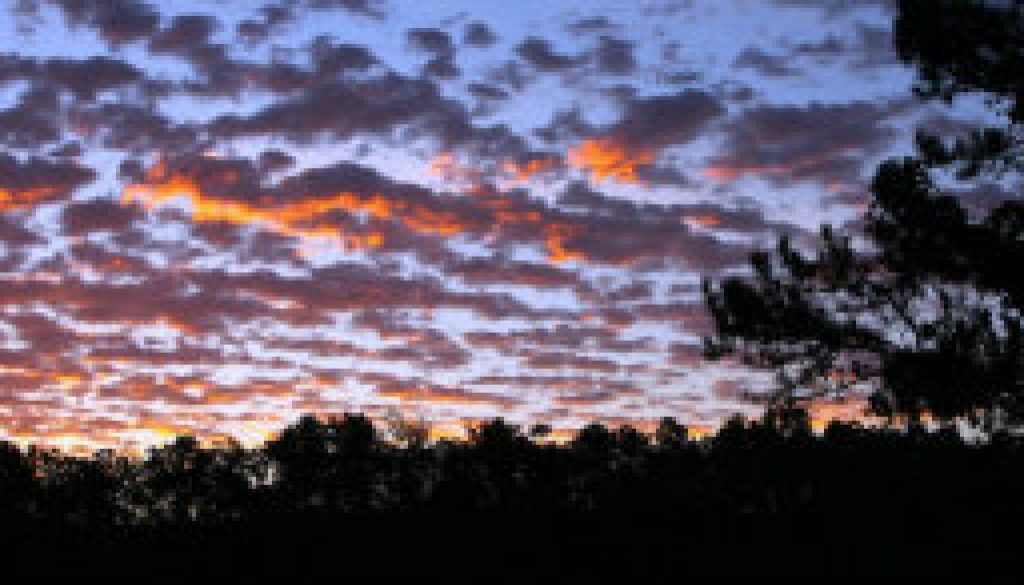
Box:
0 0 1001 453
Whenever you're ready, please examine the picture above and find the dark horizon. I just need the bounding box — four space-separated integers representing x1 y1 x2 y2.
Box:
4 408 1022 581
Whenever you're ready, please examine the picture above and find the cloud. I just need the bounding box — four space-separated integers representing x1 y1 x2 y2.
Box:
148 13 226 69
733 47 802 78
0 213 41 252
480 323 654 354
407 28 454 55
146 31 379 97
611 89 725 149
209 74 455 142
126 155 495 261
70 102 199 153
567 90 725 183
535 108 593 144
567 16 616 35
375 379 522 409
668 342 704 366
309 37 378 76
308 0 387 20
516 37 580 72
50 0 160 45
62 198 145 235
593 36 636 75
423 55 460 79
463 21 497 47
568 138 656 183
0 54 145 101
707 100 906 187
0 85 61 148
207 68 536 164
847 24 896 70
525 351 620 374
773 0 896 17
120 149 756 280
0 153 96 209
540 182 750 269
788 35 847 59
467 82 509 102
237 1 297 44
783 24 897 71
122 160 388 255
448 256 580 288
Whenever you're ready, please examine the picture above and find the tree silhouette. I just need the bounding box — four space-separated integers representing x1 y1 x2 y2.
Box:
264 413 382 512
705 0 1024 427
0 441 35 522
0 412 1022 579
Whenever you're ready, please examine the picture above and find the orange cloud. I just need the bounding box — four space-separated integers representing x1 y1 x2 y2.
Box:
501 157 559 182
568 138 655 184
430 152 560 186
428 153 483 185
377 385 520 408
0 186 62 210
122 163 476 254
545 223 585 263
683 214 720 228
702 166 745 181
704 156 841 183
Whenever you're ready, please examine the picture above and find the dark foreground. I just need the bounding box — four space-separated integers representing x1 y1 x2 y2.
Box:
8 511 1017 581
2 411 1021 581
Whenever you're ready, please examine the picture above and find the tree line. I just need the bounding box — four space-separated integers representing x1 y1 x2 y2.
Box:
1 410 1022 578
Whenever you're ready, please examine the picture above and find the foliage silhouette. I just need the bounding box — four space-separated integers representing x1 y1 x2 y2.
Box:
705 0 1024 426
0 411 1021 579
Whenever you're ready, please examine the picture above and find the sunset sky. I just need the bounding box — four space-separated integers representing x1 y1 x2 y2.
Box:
0 0 1002 452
